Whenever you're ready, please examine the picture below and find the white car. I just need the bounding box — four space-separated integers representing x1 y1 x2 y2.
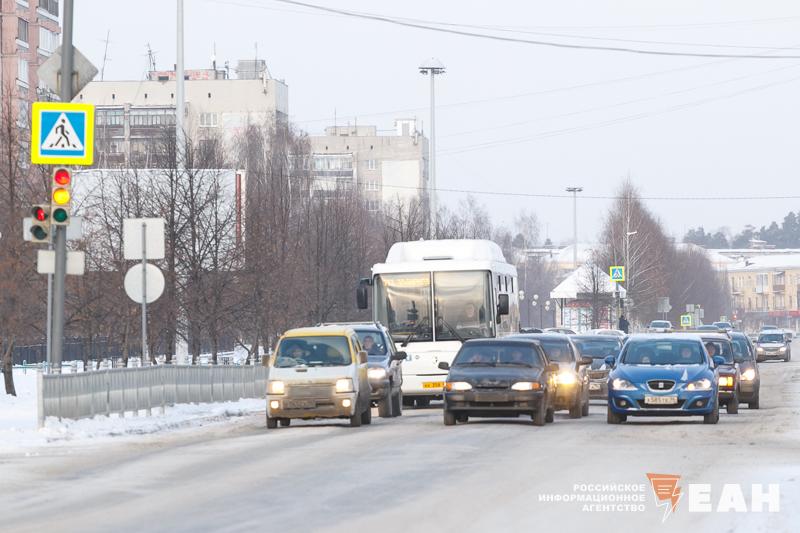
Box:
647 320 673 333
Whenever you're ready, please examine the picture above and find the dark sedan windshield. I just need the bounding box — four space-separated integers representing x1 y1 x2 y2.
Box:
621 340 704 365
731 337 753 363
453 344 544 368
572 338 621 359
537 339 573 362
702 339 734 364
759 333 785 343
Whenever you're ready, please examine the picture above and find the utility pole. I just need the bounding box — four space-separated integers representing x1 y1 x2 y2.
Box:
566 187 583 270
51 0 75 373
176 0 185 165
419 58 444 236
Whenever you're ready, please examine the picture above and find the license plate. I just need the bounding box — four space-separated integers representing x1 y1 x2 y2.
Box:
423 382 444 389
589 383 601 391
284 399 315 409
644 395 678 405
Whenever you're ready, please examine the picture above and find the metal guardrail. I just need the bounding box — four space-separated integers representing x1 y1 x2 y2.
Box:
37 365 268 427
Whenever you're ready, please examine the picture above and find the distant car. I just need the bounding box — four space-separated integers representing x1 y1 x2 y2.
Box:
606 334 722 424
760 325 779 331
512 333 591 417
520 327 543 334
545 327 577 335
351 323 406 418
588 329 626 338
755 331 791 362
696 324 723 332
712 321 734 332
266 326 372 428
694 333 740 414
783 330 794 341
570 335 624 400
730 332 760 409
647 320 673 333
439 338 559 426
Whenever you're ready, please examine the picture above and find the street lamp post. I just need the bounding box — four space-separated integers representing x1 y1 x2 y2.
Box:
625 230 638 316
419 58 445 234
532 294 539 327
566 187 583 270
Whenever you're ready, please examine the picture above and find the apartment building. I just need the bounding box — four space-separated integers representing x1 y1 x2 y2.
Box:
75 60 288 168
307 119 429 210
728 254 800 330
1 0 61 115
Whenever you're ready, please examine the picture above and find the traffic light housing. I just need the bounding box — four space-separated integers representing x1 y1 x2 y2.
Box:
30 204 50 243
50 167 72 226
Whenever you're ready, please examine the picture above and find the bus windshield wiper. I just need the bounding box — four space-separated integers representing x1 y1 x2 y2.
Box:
401 317 430 348
438 318 465 344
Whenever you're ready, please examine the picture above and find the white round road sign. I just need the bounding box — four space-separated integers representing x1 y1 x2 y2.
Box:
124 263 165 304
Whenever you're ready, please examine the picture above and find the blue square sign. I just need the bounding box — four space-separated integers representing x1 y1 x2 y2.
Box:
31 102 94 165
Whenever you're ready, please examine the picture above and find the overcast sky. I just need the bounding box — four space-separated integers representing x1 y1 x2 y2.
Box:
75 0 800 244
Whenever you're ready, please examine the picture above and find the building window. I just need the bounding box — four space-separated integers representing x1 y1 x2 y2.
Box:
97 108 124 126
39 27 59 54
199 112 218 127
40 0 59 17
17 58 29 86
367 159 377 170
366 199 380 212
775 294 784 310
18 19 29 44
365 180 379 191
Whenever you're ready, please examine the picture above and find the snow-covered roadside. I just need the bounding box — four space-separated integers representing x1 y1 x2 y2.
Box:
0 368 264 453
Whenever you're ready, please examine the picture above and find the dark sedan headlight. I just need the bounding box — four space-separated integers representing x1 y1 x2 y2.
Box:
511 382 541 391
741 368 756 381
446 381 472 391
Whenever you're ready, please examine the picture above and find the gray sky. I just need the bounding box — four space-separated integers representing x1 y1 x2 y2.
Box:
75 0 800 244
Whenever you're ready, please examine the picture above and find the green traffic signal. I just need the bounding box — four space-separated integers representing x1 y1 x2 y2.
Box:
31 226 47 240
52 207 68 223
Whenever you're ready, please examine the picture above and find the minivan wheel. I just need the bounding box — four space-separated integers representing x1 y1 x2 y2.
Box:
378 394 393 418
279 418 291 427
266 416 278 429
349 405 363 427
361 405 373 425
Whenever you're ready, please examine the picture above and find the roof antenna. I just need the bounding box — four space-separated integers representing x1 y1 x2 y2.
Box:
100 30 111 81
146 43 156 72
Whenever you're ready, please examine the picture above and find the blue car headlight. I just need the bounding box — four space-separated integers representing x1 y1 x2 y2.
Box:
685 378 712 391
611 378 637 391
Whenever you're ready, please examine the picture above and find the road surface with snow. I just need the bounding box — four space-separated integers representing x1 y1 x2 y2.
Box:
3 357 799 533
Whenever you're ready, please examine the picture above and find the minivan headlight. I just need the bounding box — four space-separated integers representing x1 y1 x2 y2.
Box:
268 380 285 395
335 378 354 393
686 378 712 391
779 346 787 353
611 378 637 391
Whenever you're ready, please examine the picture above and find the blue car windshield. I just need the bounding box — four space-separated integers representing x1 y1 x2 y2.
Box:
621 340 704 365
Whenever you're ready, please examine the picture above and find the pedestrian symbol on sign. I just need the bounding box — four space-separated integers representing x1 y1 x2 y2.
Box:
30 102 94 165
680 314 693 328
42 114 84 151
609 265 625 282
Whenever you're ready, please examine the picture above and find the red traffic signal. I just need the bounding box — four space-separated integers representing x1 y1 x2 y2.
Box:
29 204 51 243
33 205 48 222
50 167 72 226
54 168 71 186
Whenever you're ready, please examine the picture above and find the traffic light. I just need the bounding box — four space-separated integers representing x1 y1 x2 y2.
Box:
50 167 72 226
30 204 50 243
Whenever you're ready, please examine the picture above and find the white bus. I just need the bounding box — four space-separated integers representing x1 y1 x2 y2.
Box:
357 239 520 406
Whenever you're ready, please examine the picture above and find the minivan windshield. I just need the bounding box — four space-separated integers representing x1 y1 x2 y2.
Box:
453 344 544 368
621 340 704 365
275 336 352 368
354 329 388 357
759 333 785 343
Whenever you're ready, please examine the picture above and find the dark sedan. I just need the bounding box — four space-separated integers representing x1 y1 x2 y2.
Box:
730 331 760 409
439 339 559 426
570 335 623 400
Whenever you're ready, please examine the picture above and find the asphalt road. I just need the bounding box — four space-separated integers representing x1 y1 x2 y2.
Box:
3 356 800 533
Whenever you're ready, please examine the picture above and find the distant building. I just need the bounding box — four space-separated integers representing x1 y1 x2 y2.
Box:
307 119 429 210
1 0 61 113
727 254 800 331
76 60 288 168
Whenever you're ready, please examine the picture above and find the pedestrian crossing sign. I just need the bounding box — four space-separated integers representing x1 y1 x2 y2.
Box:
30 102 94 165
680 314 693 327
609 265 625 282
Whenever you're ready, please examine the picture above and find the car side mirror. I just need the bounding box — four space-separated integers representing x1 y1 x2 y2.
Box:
358 350 368 364
392 351 407 362
497 293 510 317
546 363 560 373
604 355 616 367
438 361 450 371
578 357 593 366
712 355 725 367
356 285 369 310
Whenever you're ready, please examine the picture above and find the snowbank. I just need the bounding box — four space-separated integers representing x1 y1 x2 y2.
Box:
0 368 263 453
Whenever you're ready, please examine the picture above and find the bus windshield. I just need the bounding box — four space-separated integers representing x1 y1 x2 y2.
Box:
375 270 495 343
434 271 494 341
375 273 433 342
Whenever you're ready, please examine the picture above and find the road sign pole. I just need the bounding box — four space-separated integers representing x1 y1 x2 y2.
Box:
50 0 74 374
141 223 148 363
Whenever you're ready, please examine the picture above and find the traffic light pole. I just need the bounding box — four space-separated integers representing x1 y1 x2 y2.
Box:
51 0 74 373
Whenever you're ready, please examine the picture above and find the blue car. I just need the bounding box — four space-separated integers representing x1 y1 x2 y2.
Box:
606 334 724 424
